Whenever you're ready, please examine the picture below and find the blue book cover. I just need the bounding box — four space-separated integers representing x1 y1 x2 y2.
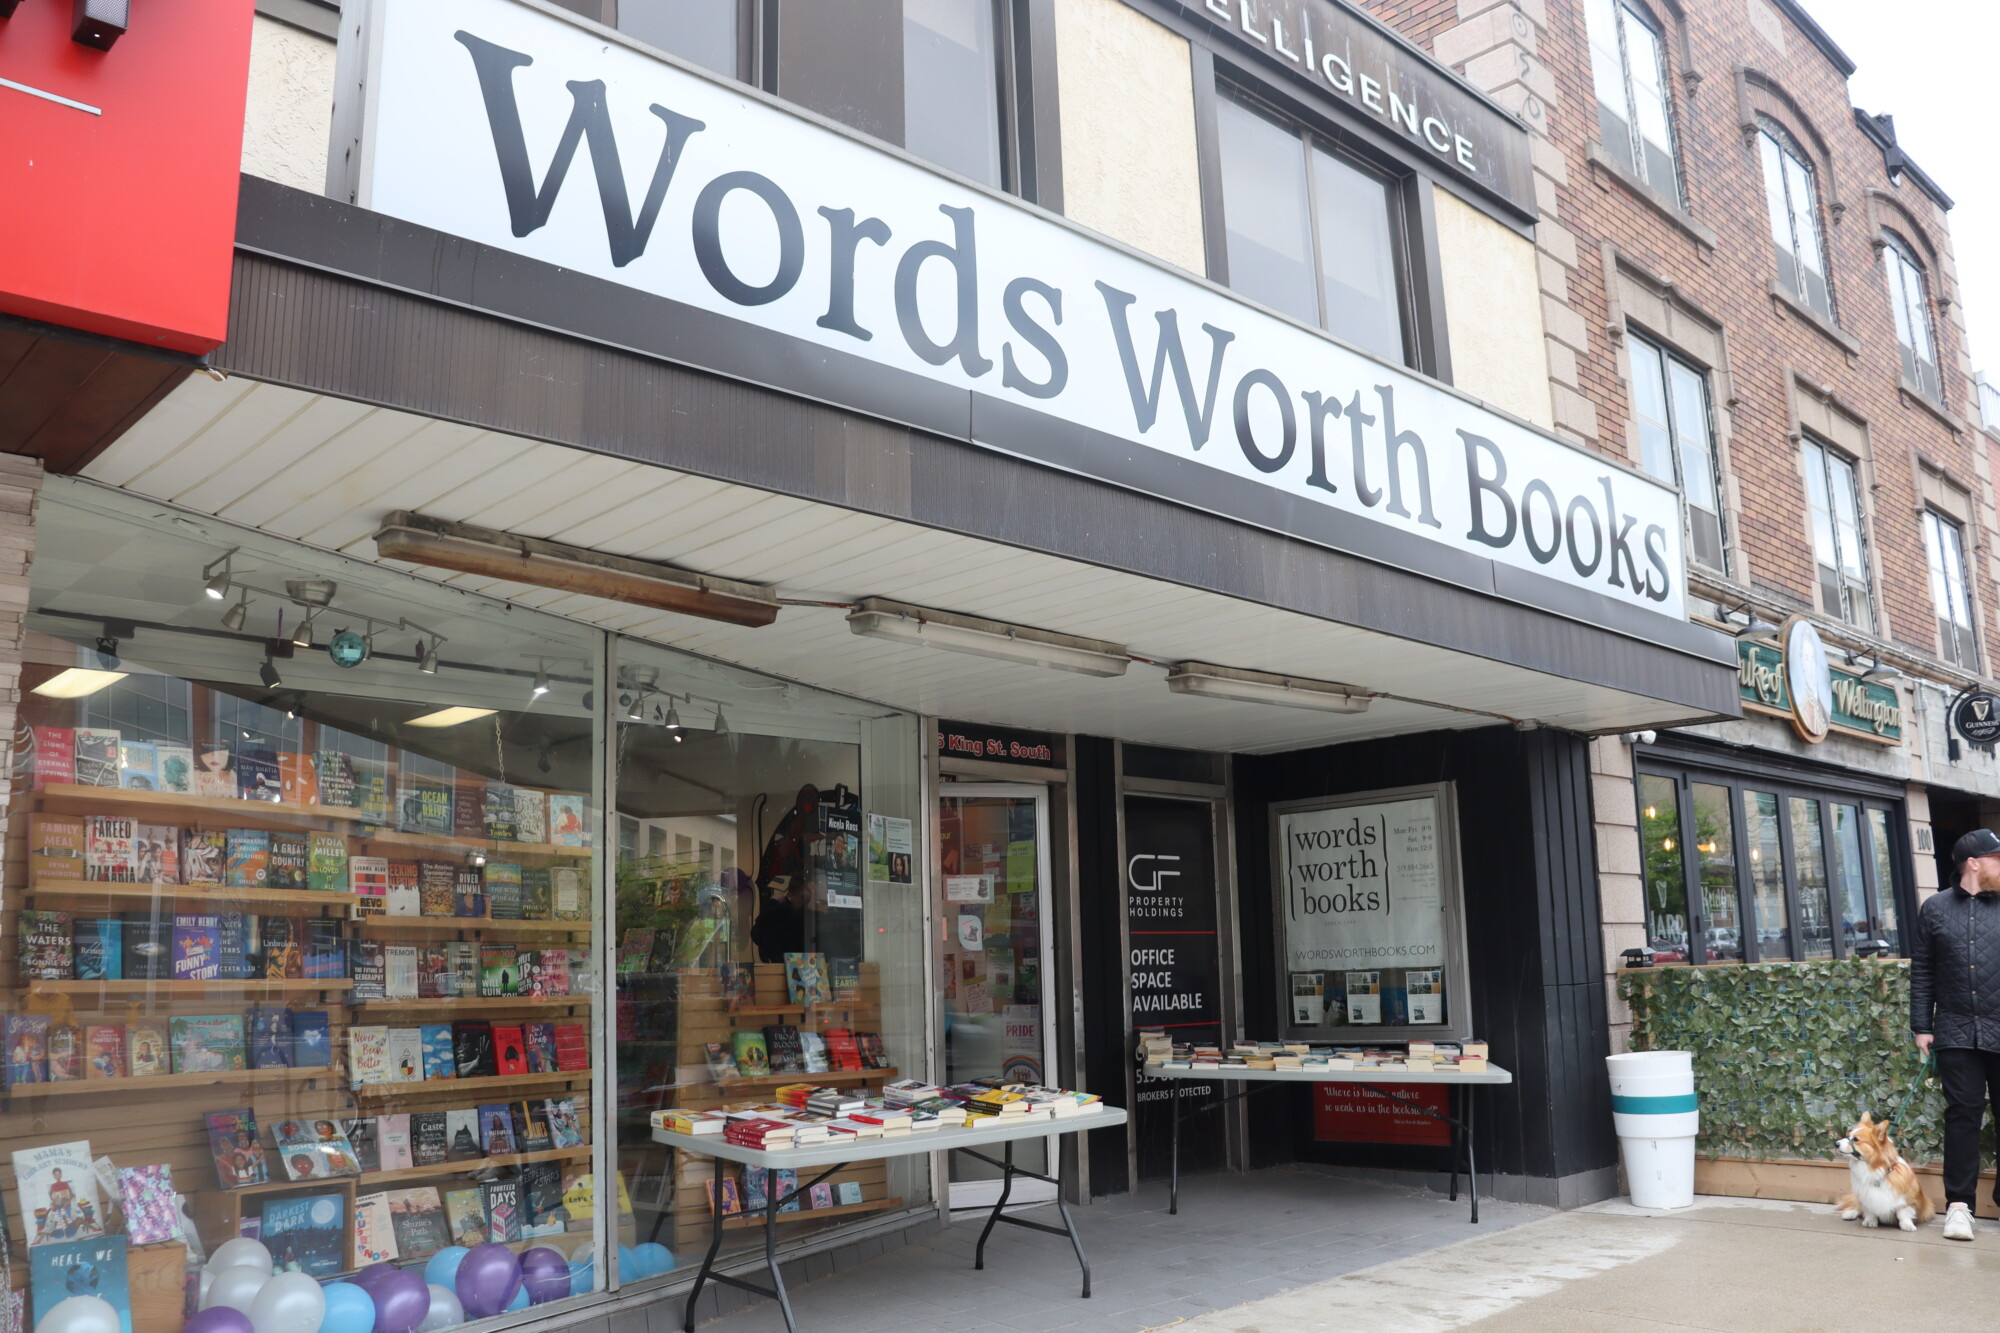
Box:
247 1006 293 1069
236 744 282 802
73 920 122 980
31 1235 130 1333
218 912 256 981
420 1025 455 1080
292 1011 331 1068
260 1193 344 1276
303 920 345 979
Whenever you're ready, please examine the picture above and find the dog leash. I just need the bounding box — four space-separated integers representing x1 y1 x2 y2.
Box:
1885 1052 1937 1127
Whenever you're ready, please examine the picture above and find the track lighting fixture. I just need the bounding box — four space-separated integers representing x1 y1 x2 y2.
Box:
94 637 120 670
418 638 442 675
713 705 729 737
465 849 488 869
537 746 553 776
623 689 647 723
290 612 316 649
664 698 682 732
201 548 237 600
531 666 550 700
259 657 282 689
220 593 250 633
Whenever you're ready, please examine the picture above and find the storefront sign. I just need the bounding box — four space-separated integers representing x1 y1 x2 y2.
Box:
1174 0 1535 215
936 721 1063 768
1312 1082 1450 1145
1736 619 1904 745
344 0 1690 628
1127 794 1223 1177
1952 691 2000 744
0 0 253 352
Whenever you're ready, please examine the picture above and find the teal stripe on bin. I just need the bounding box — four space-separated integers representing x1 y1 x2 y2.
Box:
1611 1093 1697 1114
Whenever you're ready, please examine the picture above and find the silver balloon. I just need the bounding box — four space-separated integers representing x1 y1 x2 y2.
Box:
416 1284 464 1333
200 1268 216 1303
208 1238 275 1276
34 1295 122 1333
248 1271 325 1333
203 1265 269 1314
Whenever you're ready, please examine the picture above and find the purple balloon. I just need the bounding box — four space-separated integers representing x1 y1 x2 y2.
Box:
517 1249 569 1307
184 1308 256 1333
370 1271 431 1333
453 1244 521 1319
350 1265 399 1295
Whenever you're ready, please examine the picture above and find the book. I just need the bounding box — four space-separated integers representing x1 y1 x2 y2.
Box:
155 743 194 793
272 1120 360 1180
420 1024 455 1079
763 1025 804 1075
544 1098 584 1149
480 1177 519 1242
18 911 73 980
453 781 487 838
237 745 282 802
702 1042 737 1084
306 833 349 892
191 741 236 798
224 829 271 887
510 1099 552 1153
46 1026 81 1082
246 1006 293 1069
181 830 226 885
446 1109 483 1161
84 1026 127 1080
512 789 547 845
278 751 317 805
551 865 587 920
170 1015 245 1072
521 867 552 921
477 1104 516 1156
418 862 457 916
352 1191 398 1266
479 944 517 997
785 952 832 1005
800 1031 828 1074
170 913 221 982
548 794 588 847
292 1011 331 1067
453 868 486 919
13 1141 105 1245
482 785 518 842
261 1193 344 1276
116 1165 176 1245
30 1235 129 1333
267 834 310 890
218 911 257 981
384 944 420 1000
732 1031 770 1077
492 1025 528 1077
82 816 135 882
133 824 180 885
707 1178 742 1217
411 1112 449 1167
519 1161 564 1237
829 956 861 1001
808 1183 834 1209
349 939 386 1001
118 912 169 979
540 947 571 996
388 1187 449 1259
444 940 479 997
203 1109 269 1189
350 856 390 915
617 930 656 974
117 742 158 790
315 751 357 810
452 1022 495 1079
376 1114 413 1171
398 776 453 837
443 1188 488 1247
73 728 120 787
385 1027 423 1082
346 1026 390 1086
523 1022 557 1074
30 727 76 788
343 1119 380 1175
516 950 545 998
127 1021 168 1077
259 916 302 980
554 1024 588 1071
384 861 421 917
483 863 523 920
835 1181 863 1207
4 1014 51 1088
27 815 86 881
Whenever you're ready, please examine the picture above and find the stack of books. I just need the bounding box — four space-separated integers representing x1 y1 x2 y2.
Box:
652 1108 725 1135
882 1079 942 1105
849 1105 912 1132
806 1088 868 1117
723 1117 797 1151
964 1088 1028 1119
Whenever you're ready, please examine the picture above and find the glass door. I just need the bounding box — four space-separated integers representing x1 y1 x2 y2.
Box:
936 783 1055 1207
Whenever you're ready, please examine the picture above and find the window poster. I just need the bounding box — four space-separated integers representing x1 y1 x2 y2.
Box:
866 814 913 884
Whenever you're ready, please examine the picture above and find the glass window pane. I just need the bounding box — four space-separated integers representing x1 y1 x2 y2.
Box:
1745 790 1791 958
1784 150 1825 279
1620 9 1678 197
1668 360 1719 514
1925 512 1953 629
1759 132 1797 290
1216 93 1320 327
619 0 739 77
1790 796 1834 958
1639 775 1689 960
1310 146 1405 362
1942 520 1971 626
1691 783 1742 962
1868 808 1900 954
1827 454 1867 581
1628 339 1676 483
903 0 1002 187
1830 803 1869 956
1803 442 1839 570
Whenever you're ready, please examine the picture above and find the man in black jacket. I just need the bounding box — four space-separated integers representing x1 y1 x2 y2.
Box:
1912 827 2000 1241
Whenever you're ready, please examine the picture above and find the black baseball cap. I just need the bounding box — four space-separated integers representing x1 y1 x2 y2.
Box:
1953 829 2000 862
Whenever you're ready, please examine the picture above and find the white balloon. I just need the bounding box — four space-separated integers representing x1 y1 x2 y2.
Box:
203 1265 269 1314
248 1271 325 1333
209 1238 276 1276
34 1295 121 1333
200 1268 216 1303
567 1242 592 1266
417 1284 464 1333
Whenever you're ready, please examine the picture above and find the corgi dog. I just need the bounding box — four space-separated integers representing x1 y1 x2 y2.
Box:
1834 1113 1935 1232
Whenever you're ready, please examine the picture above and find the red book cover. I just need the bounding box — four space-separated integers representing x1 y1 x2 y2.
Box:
553 1024 588 1072
31 727 75 789
492 1025 528 1076
85 1024 127 1079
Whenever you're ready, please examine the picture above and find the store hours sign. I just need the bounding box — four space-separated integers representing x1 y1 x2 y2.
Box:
341 0 1691 628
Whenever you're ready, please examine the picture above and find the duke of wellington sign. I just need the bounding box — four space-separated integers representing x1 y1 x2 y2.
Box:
1738 617 1904 745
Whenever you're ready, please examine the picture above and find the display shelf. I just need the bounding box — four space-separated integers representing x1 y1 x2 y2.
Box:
18 978 355 999
718 1197 904 1231
697 1067 896 1092
359 917 592 938
352 995 589 1014
718 1003 880 1018
223 1144 594 1194
26 880 359 911
349 1070 590 1100
1 1065 336 1098
357 827 587 860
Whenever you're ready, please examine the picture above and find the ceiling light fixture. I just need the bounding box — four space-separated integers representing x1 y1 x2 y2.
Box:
713 705 729 737
664 699 682 731
202 548 238 600
32 667 129 699
220 593 250 633
419 639 442 675
407 706 497 728
531 666 550 700
845 597 1129 677
290 612 316 649
465 849 489 869
1163 662 1373 714
259 657 282 689
623 688 648 723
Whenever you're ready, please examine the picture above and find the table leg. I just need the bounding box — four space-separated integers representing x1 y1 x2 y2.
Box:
766 1185 796 1333
1448 1084 1461 1204
1465 1085 1480 1225
1169 1079 1183 1216
974 1139 1016 1272
1054 1135 1092 1298
682 1156 727 1333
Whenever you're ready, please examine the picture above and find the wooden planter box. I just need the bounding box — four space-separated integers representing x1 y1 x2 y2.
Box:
1693 1156 1999 1219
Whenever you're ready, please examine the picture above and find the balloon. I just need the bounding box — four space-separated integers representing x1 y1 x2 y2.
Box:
453 1244 521 1319
631 1244 675 1278
209 1240 276 1277
350 1265 398 1295
370 1271 430 1333
421 1249 468 1293
248 1273 325 1333
185 1310 255 1333
615 1248 638 1282
415 1285 463 1333
316 1283 375 1333
200 1270 217 1305
504 1289 529 1314
517 1249 569 1306
35 1296 123 1333
204 1266 270 1314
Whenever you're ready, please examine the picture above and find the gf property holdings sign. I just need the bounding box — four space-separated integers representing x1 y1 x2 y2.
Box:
345 0 1687 624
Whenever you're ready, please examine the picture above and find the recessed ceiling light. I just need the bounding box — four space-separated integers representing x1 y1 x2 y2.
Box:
407 706 497 728
32 668 129 699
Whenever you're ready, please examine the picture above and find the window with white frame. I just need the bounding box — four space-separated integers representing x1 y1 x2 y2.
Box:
1923 508 1978 669
1584 0 1681 202
1758 119 1834 323
1802 436 1872 631
1882 231 1941 401
1628 332 1725 571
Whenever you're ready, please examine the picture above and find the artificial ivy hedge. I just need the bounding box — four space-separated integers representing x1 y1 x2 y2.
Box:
1617 959 1986 1164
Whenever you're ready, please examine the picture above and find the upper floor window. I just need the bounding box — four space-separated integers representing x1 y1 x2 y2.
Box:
1882 232 1942 401
1802 437 1872 631
1584 0 1681 202
1628 333 1725 571
1923 508 1978 669
1758 120 1834 323
612 0 742 78
1212 87 1410 366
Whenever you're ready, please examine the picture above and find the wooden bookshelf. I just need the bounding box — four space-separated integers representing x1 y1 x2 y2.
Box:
359 917 592 938
26 880 359 910
350 1071 590 1100
719 1196 904 1231
3 1065 338 1097
726 1002 880 1019
18 978 355 999
223 1145 594 1193
352 995 588 1014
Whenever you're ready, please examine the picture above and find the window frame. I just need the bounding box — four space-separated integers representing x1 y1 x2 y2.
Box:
1923 507 1979 670
1801 435 1875 631
1758 117 1836 324
1584 0 1684 205
1625 330 1727 573
1882 231 1942 402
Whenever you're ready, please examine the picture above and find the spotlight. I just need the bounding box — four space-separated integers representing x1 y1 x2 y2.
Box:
291 612 315 649
664 699 682 732
259 657 282 689
531 667 550 700
1861 654 1903 683
282 693 306 721
465 849 488 869
94 637 120 670
419 640 441 675
220 594 250 633
623 689 647 723
713 705 729 737
201 548 236 600
537 746 553 776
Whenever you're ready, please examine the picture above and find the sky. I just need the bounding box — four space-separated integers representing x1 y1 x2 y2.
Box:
1798 0 1998 377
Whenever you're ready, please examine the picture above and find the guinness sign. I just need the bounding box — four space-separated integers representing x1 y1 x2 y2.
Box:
1953 691 2000 745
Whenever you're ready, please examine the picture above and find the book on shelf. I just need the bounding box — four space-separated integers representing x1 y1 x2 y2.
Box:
156 743 194 793
420 1024 455 1079
29 1234 129 1333
492 1025 528 1076
190 741 235 799
83 1026 126 1080
444 940 479 998
453 1022 496 1079
236 745 282 803
706 1178 742 1217
446 1109 483 1161
512 788 547 845
385 1027 423 1082
83 816 135 882
520 1161 565 1237
616 930 655 974
133 824 180 885
306 833 349 892
541 948 571 996
453 869 486 919
376 1114 413 1171
120 914 168 980
217 911 256 981
262 1193 344 1276
554 1023 588 1072
836 1181 863 1207
4 1014 52 1088
246 1006 293 1069
800 1031 829 1074
117 1165 177 1245
443 1188 487 1247
73 729 120 788
292 1011 331 1067
349 939 387 1001
548 793 587 847
181 830 226 885
483 863 523 920
521 868 552 922
350 856 390 915
203 1109 270 1189
808 1182 835 1210
352 1191 398 1265
224 830 271 887
479 944 517 997
259 916 302 980
127 1021 168 1078
267 833 310 890
522 1022 557 1073
544 1098 584 1149
315 750 357 811
118 742 158 791
398 776 454 838
828 955 860 1001
46 1025 81 1082
510 1100 552 1153
418 862 456 916
27 814 86 882
388 1187 449 1259
278 751 316 806
30 727 76 789
453 780 486 839
272 1119 361 1180
12 1139 106 1246
551 865 586 918
784 953 832 1005
411 1111 449 1167
481 1177 519 1243
170 1014 245 1072
482 785 518 842
762 1025 804 1075
356 759 394 823
385 862 422 917
18 910 73 981
384 944 420 1000
347 1026 391 1086
477 1104 516 1156
342 1119 380 1175
516 950 545 998
732 1031 771 1077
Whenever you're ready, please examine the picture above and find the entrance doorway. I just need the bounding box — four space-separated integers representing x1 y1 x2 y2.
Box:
937 783 1057 1207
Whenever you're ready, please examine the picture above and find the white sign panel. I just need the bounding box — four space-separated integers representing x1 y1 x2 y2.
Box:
1279 795 1443 973
351 0 1688 621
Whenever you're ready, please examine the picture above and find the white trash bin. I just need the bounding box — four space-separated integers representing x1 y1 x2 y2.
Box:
1607 1050 1698 1209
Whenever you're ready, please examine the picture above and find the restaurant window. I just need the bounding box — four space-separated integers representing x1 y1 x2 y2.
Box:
1628 332 1725 571
1883 231 1942 401
1923 508 1979 670
1584 0 1680 202
1636 760 1904 963
1211 86 1411 366
1758 118 1835 323
1802 437 1874 632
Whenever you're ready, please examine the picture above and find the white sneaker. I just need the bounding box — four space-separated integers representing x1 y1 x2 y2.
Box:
1944 1202 1975 1241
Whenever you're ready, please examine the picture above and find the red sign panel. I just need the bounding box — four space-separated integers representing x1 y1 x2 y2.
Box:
1312 1081 1451 1145
0 0 256 353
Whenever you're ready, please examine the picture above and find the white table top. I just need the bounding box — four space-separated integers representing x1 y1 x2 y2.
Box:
652 1106 1129 1169
1142 1061 1513 1086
